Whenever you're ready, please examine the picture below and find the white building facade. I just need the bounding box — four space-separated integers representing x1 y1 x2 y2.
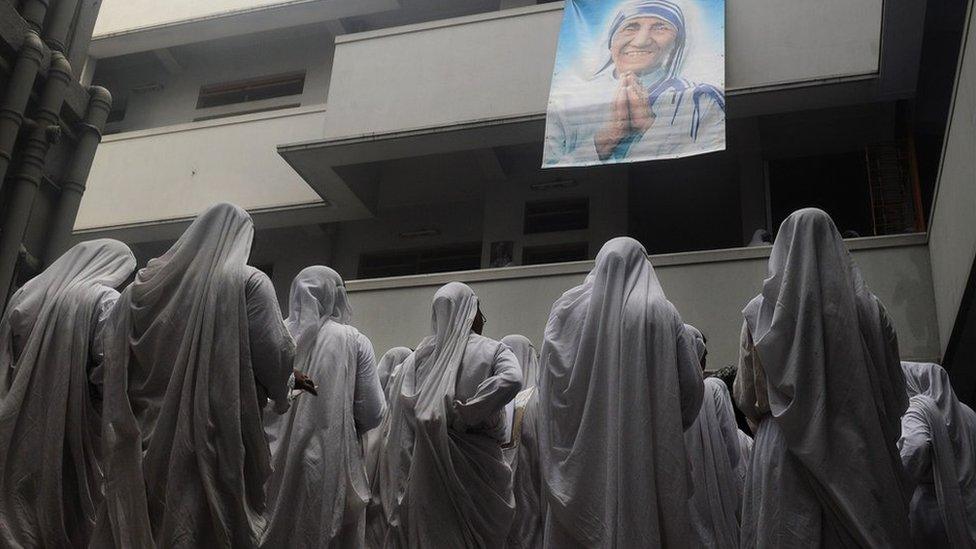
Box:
75 0 976 402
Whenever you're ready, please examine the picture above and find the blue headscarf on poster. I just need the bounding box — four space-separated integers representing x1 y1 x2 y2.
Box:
596 0 687 82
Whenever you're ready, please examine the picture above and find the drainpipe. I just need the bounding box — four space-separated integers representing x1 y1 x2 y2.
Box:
0 51 72 305
0 31 44 191
43 85 110 264
43 0 80 53
19 0 52 34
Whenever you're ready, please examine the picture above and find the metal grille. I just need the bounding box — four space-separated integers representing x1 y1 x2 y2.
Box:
865 142 919 236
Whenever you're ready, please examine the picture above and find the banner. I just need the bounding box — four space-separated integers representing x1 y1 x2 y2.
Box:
543 0 726 168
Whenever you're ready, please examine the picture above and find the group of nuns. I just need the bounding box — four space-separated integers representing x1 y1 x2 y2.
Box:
0 202 973 548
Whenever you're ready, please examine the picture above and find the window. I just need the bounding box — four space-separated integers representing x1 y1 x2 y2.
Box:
522 242 588 266
358 243 483 279
196 72 305 110
523 198 589 234
768 147 922 237
768 151 874 237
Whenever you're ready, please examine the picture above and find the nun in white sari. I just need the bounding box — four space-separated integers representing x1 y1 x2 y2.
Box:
538 237 704 547
899 361 976 547
261 266 385 548
364 346 412 548
396 282 523 548
377 347 412 397
501 335 544 549
734 208 912 548
370 344 419 547
0 239 135 548
93 203 297 548
682 325 741 548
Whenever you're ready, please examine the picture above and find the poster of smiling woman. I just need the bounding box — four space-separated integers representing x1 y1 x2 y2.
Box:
543 0 725 168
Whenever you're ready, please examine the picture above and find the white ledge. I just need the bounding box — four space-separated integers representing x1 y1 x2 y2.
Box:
335 2 565 45
103 104 327 143
345 232 928 292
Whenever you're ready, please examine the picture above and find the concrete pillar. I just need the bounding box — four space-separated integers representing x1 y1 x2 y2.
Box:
735 117 767 244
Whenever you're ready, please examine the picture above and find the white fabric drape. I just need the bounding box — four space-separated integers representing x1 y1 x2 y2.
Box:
501 335 540 390
500 335 543 549
0 239 135 548
377 347 412 396
505 386 544 549
93 203 294 548
371 348 415 547
261 266 377 548
736 208 911 548
283 266 352 344
900 361 976 547
396 282 521 547
685 374 741 549
265 266 354 456
538 236 704 547
499 335 539 464
364 346 412 548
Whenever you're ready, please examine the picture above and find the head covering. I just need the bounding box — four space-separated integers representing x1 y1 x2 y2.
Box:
747 229 772 247
501 334 540 390
742 208 911 547
94 203 273 548
285 266 352 342
261 269 370 547
376 347 411 395
397 282 515 547
596 0 687 80
0 239 134 548
538 236 702 546
901 362 976 545
683 323 706 364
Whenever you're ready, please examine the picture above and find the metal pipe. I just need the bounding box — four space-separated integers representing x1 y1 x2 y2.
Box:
43 0 80 53
19 0 52 34
0 31 44 191
43 85 110 264
0 51 72 305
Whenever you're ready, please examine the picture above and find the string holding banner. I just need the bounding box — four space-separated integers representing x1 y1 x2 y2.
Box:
543 0 726 168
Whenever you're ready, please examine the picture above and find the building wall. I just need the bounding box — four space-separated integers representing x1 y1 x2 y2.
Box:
76 107 327 231
331 200 487 279
344 236 940 371
94 0 320 35
929 1 976 354
481 166 629 266
96 25 334 134
323 1 884 139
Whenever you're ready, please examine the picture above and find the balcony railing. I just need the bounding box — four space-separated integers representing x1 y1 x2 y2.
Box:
345 233 939 371
322 0 886 141
76 106 328 234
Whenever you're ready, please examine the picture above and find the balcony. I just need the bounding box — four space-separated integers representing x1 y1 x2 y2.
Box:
281 0 922 202
75 106 373 242
90 0 398 57
344 233 940 369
